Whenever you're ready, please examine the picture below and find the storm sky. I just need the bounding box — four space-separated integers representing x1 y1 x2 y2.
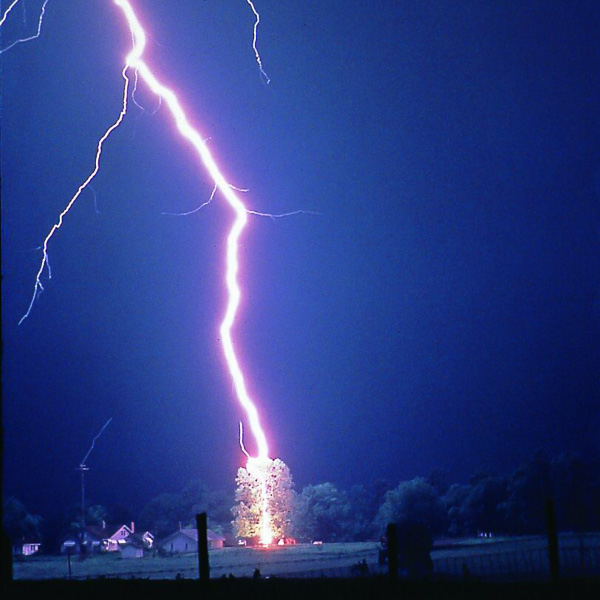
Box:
2 0 599 520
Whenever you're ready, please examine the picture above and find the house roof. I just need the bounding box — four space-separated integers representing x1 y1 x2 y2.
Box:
122 534 146 549
16 538 41 546
159 528 224 545
207 530 225 542
85 523 132 540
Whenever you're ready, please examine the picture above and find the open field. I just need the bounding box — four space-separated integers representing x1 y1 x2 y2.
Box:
432 533 600 581
13 542 380 581
13 533 600 582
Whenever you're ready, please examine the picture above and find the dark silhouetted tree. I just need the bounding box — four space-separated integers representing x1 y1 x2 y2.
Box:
138 493 184 538
139 480 232 537
444 483 471 537
503 452 555 534
459 476 508 535
109 503 135 525
552 452 598 532
294 483 353 542
86 504 109 526
3 497 43 544
426 468 451 497
375 478 446 537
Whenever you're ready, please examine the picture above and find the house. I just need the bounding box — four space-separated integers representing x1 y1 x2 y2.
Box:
103 522 135 552
137 530 155 550
120 534 147 559
60 522 154 554
60 527 104 555
61 539 79 555
206 529 225 549
158 527 225 554
12 539 41 556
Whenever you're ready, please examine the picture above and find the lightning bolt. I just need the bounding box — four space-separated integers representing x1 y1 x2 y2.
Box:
81 418 113 466
14 0 279 543
18 65 131 325
0 0 49 55
245 0 270 84
116 0 276 543
0 0 21 27
116 0 270 458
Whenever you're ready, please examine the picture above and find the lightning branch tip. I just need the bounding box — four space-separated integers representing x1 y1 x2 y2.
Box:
0 0 50 54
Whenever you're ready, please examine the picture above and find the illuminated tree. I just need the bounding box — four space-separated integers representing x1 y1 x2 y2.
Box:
232 458 295 541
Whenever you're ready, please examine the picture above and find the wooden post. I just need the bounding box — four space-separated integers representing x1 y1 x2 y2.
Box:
545 498 560 583
386 523 398 581
196 513 210 585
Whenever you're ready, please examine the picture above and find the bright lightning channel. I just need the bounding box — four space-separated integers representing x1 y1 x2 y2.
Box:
0 0 21 27
16 0 279 544
115 0 275 543
245 0 270 84
0 0 49 55
18 66 131 325
122 0 269 452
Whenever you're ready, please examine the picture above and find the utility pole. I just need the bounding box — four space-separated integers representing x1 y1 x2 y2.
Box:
545 498 560 583
76 464 90 528
196 513 210 586
76 418 112 532
386 523 398 581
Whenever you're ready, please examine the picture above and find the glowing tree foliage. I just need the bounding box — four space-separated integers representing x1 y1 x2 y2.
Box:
232 459 295 541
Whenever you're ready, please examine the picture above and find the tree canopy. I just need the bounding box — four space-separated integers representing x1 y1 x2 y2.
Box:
232 458 295 541
3 497 43 543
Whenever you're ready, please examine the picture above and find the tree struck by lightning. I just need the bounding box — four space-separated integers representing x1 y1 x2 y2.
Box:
5 0 299 545
233 458 295 542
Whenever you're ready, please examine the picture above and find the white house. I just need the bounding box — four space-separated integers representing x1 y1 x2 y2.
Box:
13 540 41 556
159 527 224 554
60 522 154 554
120 535 147 559
105 522 135 552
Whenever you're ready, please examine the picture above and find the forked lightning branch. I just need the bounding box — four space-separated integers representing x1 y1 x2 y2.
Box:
2 0 298 545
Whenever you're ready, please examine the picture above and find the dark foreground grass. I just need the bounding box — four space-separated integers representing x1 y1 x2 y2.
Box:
6 577 600 600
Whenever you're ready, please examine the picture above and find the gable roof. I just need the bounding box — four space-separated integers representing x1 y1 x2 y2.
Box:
207 530 225 542
15 538 41 546
108 524 134 540
159 528 224 546
83 523 133 540
122 534 146 549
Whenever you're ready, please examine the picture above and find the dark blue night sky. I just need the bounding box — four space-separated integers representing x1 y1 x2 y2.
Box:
2 0 599 520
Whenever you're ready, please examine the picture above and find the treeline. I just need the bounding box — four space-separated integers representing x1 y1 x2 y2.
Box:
294 452 600 542
5 451 599 551
294 453 600 541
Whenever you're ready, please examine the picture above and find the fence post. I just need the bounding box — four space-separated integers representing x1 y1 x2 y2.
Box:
196 513 210 587
545 498 560 583
386 523 398 581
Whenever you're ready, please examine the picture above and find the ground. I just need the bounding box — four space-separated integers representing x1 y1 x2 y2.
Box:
13 542 379 580
11 533 600 581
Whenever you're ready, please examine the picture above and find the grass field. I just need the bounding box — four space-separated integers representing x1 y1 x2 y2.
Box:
432 533 600 581
13 533 600 582
13 542 380 580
